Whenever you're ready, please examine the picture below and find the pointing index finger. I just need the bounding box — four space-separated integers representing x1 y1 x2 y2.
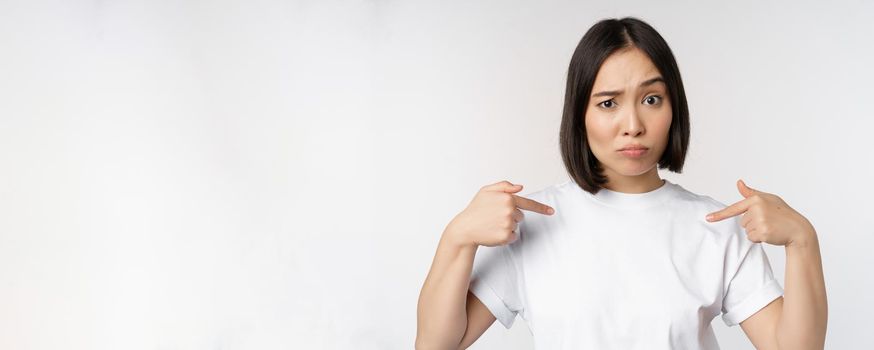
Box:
513 195 554 215
706 198 751 222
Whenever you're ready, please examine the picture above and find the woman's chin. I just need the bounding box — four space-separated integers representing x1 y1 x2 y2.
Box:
608 162 658 177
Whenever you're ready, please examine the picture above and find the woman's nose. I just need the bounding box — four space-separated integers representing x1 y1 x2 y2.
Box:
622 108 646 136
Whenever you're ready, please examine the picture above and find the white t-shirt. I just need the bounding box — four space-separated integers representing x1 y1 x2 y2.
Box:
469 178 783 349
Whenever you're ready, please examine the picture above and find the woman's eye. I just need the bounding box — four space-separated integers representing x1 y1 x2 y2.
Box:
598 100 616 109
644 95 663 105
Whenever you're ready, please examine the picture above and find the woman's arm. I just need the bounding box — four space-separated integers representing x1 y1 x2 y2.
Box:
416 231 479 349
775 229 827 349
706 179 828 349
416 181 555 349
738 228 827 350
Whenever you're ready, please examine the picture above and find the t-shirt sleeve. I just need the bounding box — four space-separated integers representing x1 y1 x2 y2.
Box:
720 218 784 327
468 241 524 329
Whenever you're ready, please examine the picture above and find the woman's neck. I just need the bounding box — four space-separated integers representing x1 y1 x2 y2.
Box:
601 167 664 194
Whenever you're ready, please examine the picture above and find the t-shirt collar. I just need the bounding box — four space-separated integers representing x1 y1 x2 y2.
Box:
587 179 676 209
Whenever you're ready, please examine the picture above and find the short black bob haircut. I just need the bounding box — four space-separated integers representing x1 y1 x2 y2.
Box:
559 17 690 195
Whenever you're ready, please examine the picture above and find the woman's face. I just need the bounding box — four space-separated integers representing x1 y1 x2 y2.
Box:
584 46 672 183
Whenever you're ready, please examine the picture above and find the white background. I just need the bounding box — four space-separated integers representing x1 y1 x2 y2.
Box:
1 0 872 349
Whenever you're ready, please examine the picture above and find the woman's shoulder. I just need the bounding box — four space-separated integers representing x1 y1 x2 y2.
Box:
517 179 576 204
668 182 746 236
668 181 731 211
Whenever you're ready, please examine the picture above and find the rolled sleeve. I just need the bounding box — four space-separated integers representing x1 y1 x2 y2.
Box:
721 232 784 327
469 244 523 329
469 277 518 329
721 278 783 326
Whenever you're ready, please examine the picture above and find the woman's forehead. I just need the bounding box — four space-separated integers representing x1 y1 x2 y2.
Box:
592 47 663 91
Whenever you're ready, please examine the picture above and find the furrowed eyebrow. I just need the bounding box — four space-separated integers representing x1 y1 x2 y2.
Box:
591 76 665 98
640 76 665 87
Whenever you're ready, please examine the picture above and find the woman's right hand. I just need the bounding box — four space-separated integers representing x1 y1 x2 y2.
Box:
445 180 555 248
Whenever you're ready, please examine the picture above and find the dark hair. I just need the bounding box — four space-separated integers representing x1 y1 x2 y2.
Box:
559 17 690 194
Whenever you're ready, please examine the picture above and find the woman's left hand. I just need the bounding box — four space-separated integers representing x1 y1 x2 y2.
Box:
704 179 816 247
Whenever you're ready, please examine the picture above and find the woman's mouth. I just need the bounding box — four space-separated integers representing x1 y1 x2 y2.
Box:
618 149 648 158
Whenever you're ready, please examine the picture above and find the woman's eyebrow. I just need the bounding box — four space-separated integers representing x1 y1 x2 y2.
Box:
640 76 665 87
591 76 665 97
